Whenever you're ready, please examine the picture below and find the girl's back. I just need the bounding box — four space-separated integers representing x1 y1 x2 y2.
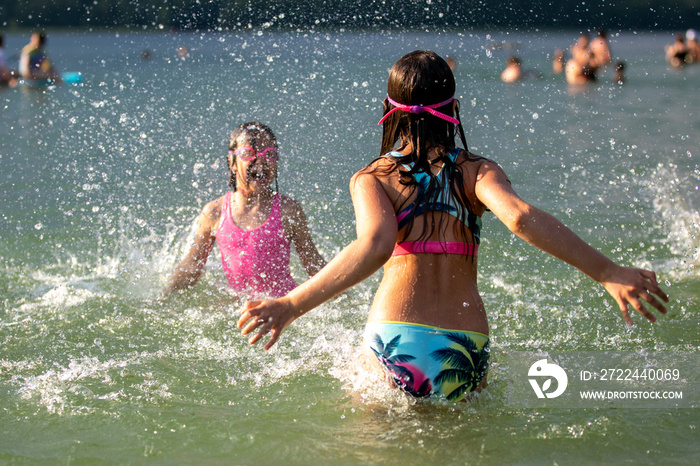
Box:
366 150 491 335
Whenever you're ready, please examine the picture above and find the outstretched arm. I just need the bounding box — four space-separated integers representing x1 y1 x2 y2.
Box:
237 172 397 350
162 201 219 297
475 162 669 325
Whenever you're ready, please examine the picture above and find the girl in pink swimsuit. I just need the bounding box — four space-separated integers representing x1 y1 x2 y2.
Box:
238 51 668 402
164 122 326 299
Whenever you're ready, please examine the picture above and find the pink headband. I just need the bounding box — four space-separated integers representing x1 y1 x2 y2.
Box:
377 96 459 125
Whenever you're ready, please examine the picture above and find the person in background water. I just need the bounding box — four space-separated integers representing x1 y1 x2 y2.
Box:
0 34 17 86
685 29 700 63
552 48 565 75
19 31 61 83
164 122 326 299
613 61 626 85
500 55 541 83
569 33 591 63
665 34 690 68
590 29 612 69
238 51 669 402
500 55 524 83
566 33 598 84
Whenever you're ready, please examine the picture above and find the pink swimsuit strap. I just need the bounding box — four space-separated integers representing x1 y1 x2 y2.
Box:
392 241 478 256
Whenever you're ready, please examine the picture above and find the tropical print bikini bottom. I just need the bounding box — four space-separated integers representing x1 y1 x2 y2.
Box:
364 321 490 401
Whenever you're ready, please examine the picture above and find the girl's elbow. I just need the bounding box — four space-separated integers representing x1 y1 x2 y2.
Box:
352 231 394 266
366 234 395 264
375 246 394 265
505 205 536 234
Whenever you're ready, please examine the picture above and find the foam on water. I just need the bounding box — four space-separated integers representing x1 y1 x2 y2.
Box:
17 284 106 314
15 356 144 415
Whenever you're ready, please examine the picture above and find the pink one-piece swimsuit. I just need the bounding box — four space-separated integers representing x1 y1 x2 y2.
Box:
217 192 297 298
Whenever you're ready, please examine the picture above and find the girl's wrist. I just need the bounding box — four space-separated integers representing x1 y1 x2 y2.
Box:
594 260 621 285
281 294 304 319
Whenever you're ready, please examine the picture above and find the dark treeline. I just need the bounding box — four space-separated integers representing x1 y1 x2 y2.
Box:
0 0 697 31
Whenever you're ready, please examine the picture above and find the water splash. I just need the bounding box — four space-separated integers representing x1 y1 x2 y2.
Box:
647 163 699 280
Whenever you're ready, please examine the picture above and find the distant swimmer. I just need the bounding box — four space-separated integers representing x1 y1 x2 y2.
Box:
686 29 700 63
552 48 565 74
19 31 62 83
163 122 326 300
0 34 17 86
177 46 189 60
501 55 523 83
590 29 612 68
613 61 626 85
566 33 598 84
665 34 690 68
570 33 592 65
500 55 542 83
565 53 598 85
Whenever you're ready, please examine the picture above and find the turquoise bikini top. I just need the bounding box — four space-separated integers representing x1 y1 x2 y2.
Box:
389 148 481 245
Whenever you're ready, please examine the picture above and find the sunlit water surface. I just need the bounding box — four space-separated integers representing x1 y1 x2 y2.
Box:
1 30 698 464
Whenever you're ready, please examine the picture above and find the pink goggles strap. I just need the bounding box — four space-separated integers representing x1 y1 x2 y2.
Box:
377 96 459 125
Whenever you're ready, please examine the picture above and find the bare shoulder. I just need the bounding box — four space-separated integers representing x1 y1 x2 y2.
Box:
468 155 508 182
351 157 395 187
473 156 515 200
455 151 507 181
480 159 508 177
200 195 225 228
279 194 305 219
350 166 383 192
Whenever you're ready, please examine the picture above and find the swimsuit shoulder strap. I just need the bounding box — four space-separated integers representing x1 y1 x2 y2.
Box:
267 193 287 238
216 191 233 235
223 191 233 217
270 193 283 219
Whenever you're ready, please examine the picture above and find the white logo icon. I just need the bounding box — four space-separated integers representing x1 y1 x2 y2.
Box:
528 359 568 399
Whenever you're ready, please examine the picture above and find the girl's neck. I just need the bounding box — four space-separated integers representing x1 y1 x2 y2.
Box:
233 186 273 206
399 141 444 162
229 188 275 231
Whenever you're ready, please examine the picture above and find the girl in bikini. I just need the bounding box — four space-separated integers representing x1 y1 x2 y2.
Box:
238 51 669 401
164 122 326 299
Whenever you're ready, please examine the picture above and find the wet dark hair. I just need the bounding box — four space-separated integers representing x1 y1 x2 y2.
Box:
379 50 469 159
374 50 479 251
507 55 522 66
226 121 278 192
0 35 4 48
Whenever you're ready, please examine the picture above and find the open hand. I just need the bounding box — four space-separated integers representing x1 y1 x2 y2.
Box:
237 297 297 350
601 266 669 326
